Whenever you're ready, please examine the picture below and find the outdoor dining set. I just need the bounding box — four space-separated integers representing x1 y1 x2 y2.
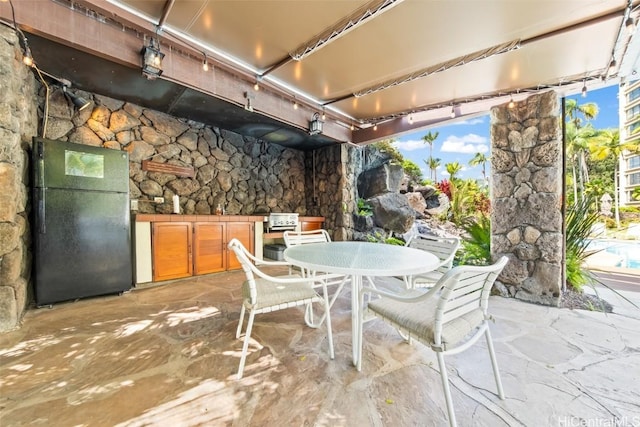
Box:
228 230 508 427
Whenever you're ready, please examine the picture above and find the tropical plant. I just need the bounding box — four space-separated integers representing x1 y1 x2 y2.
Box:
401 159 423 186
589 128 640 228
566 121 598 204
357 198 373 216
426 156 441 182
436 179 452 200
445 161 463 182
421 131 439 161
565 195 600 292
456 214 491 266
371 139 403 164
469 152 490 183
633 187 640 201
366 231 405 246
565 98 599 128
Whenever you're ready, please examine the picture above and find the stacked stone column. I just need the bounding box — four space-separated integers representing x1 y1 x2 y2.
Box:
491 91 563 306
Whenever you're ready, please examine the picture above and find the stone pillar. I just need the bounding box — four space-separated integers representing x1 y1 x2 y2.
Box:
490 91 563 306
0 26 38 331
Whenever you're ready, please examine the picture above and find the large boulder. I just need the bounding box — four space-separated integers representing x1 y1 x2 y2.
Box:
357 163 404 199
368 192 416 234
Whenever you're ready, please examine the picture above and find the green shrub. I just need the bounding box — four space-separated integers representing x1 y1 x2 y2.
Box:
456 214 492 266
566 196 600 291
357 198 373 217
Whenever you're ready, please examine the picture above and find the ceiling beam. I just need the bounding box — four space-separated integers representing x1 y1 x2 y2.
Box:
0 0 351 144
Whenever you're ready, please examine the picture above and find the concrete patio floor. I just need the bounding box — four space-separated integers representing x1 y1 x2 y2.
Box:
1 268 639 427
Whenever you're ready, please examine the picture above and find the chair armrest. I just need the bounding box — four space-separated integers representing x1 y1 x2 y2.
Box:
360 282 442 303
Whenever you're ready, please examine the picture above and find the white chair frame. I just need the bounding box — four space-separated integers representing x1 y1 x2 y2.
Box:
357 257 508 427
228 238 338 379
283 229 350 328
404 234 461 289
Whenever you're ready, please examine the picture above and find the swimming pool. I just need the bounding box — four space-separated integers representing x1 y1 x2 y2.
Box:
585 240 640 270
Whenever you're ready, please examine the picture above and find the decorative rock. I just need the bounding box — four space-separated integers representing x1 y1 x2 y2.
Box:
110 109 140 133
0 222 19 256
526 193 562 232
68 126 103 147
514 183 533 200
499 255 529 285
507 228 521 245
491 148 515 173
524 226 541 243
95 94 124 111
405 192 427 214
492 198 519 234
125 140 155 162
177 131 198 151
537 232 563 263
532 167 559 193
531 141 559 166
141 126 171 146
357 163 404 199
514 243 541 261
0 285 17 332
91 105 111 127
142 109 189 137
0 162 17 222
46 117 74 140
369 192 416 234
1 245 23 283
139 179 163 196
123 102 143 118
87 118 115 141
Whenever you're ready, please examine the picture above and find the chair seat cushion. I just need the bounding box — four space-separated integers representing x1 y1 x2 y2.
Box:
244 276 321 311
368 295 484 348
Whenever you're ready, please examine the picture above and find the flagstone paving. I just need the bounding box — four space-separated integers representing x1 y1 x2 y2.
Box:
1 269 638 426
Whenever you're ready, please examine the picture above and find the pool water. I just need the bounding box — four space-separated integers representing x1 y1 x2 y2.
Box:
585 240 640 270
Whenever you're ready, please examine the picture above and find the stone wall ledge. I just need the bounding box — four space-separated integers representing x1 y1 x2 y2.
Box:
134 214 267 222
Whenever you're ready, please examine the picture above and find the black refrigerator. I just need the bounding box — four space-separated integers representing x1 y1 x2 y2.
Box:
32 137 132 306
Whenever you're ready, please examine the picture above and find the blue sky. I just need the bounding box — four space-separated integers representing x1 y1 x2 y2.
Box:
392 84 620 181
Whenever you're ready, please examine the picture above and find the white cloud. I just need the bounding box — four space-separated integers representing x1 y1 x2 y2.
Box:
440 133 489 154
393 139 425 152
452 117 485 126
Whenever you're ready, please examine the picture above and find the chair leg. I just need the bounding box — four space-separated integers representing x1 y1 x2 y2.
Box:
436 352 458 427
322 284 334 359
485 327 505 399
237 310 256 380
236 305 246 339
356 289 366 372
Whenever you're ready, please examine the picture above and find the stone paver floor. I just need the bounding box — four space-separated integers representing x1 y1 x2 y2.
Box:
1 268 639 426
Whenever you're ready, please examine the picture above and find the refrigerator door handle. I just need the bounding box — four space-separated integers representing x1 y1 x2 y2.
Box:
38 188 46 234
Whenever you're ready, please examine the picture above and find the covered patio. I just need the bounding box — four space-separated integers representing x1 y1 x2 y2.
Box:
1 269 639 426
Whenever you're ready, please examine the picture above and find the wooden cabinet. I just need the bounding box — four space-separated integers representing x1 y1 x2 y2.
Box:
300 217 324 232
152 222 193 281
193 221 254 274
152 220 255 281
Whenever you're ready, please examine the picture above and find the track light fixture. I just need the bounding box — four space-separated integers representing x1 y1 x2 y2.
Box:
581 81 587 97
508 95 515 109
202 53 209 72
253 79 260 91
321 109 326 121
62 86 91 111
350 123 355 131
292 99 298 110
309 112 324 135
408 115 413 124
373 123 378 131
450 105 456 118
141 36 165 80
626 16 636 32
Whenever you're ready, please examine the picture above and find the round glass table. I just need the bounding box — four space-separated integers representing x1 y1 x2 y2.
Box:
284 241 440 365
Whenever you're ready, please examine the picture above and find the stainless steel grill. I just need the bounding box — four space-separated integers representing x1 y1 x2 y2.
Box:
267 213 298 231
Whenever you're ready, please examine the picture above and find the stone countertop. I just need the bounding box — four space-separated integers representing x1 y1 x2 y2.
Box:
134 214 268 222
134 214 325 223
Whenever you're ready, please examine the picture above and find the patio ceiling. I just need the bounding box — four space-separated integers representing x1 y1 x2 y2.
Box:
2 0 639 150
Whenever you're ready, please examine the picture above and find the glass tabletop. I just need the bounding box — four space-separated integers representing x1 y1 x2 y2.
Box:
283 241 439 276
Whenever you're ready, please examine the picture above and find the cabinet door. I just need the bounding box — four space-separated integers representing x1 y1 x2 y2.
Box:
152 222 192 281
193 222 226 275
226 222 254 270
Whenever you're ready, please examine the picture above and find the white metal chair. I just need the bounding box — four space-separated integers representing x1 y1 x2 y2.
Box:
357 257 509 427
283 229 350 328
404 234 461 289
228 238 337 379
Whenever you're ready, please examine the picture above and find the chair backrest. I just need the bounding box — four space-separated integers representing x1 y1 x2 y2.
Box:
283 229 331 247
406 234 461 273
433 256 508 346
228 238 274 305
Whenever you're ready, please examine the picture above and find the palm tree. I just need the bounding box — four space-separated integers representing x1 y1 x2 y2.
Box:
445 161 463 182
469 152 490 183
565 98 599 128
589 128 640 228
425 156 441 182
422 131 439 160
566 122 598 204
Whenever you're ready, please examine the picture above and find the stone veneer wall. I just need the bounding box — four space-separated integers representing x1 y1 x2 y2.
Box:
491 91 563 306
305 144 360 241
0 26 38 331
43 91 309 216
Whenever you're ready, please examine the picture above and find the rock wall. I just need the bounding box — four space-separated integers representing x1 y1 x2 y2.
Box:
305 143 360 241
42 88 309 216
0 26 38 332
490 91 563 306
